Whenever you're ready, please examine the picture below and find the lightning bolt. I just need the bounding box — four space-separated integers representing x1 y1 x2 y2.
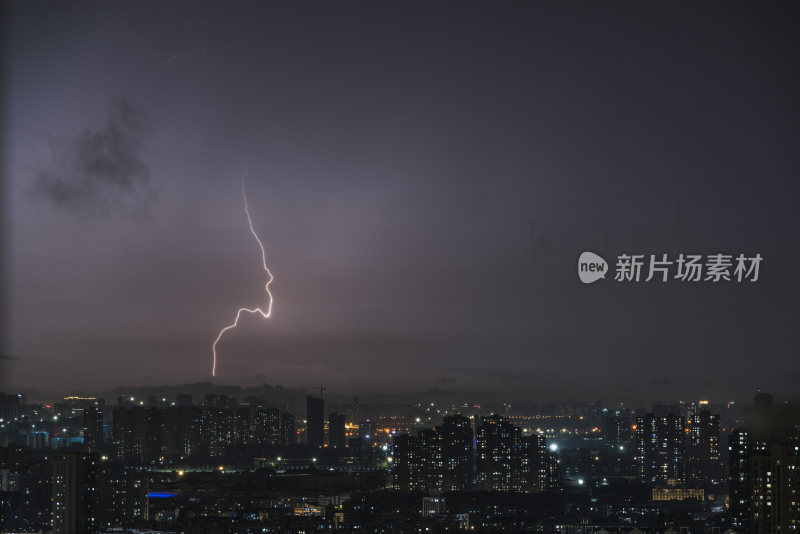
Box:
212 172 274 376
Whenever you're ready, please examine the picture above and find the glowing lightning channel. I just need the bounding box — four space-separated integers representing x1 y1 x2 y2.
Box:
212 174 274 376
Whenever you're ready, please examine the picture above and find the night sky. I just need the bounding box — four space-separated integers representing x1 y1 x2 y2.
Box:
2 2 799 402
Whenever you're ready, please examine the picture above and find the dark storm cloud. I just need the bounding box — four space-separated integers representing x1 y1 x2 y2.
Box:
30 97 153 215
525 198 697 269
129 0 209 64
130 30 207 64
526 218 560 262
5 1 800 402
782 372 800 384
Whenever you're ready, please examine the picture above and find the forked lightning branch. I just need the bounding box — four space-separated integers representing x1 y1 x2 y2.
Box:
211 171 274 376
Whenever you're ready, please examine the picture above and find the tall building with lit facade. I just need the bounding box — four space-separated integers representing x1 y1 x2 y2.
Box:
520 433 549 492
199 394 234 458
417 428 442 491
730 432 800 532
110 398 290 461
391 433 416 491
601 410 631 447
635 412 685 484
746 440 800 531
280 412 296 446
52 453 97 534
112 407 162 462
728 392 800 531
392 414 474 492
687 409 721 483
476 415 517 492
160 406 199 459
306 396 325 448
94 463 148 528
359 419 377 442
253 407 280 446
392 428 441 492
234 405 253 445
728 428 750 529
475 414 547 493
82 403 103 454
547 448 560 489
438 414 474 491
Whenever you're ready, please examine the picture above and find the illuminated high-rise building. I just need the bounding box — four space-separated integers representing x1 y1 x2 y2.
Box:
601 410 631 447
474 414 548 492
253 407 280 446
687 409 721 483
392 430 440 492
112 407 162 462
161 406 199 459
728 392 800 531
392 415 475 492
234 405 253 446
82 402 103 454
391 434 414 491
635 412 685 484
747 440 800 531
200 394 234 458
359 419 377 442
280 412 296 446
476 414 517 492
437 414 473 491
520 433 549 492
95 463 148 528
52 453 98 534
729 428 751 530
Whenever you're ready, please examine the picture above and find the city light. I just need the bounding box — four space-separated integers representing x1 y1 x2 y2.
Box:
3 2 797 532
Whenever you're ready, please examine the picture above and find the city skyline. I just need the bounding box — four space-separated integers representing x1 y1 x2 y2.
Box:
3 385 798 531
3 380 795 412
3 2 800 401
